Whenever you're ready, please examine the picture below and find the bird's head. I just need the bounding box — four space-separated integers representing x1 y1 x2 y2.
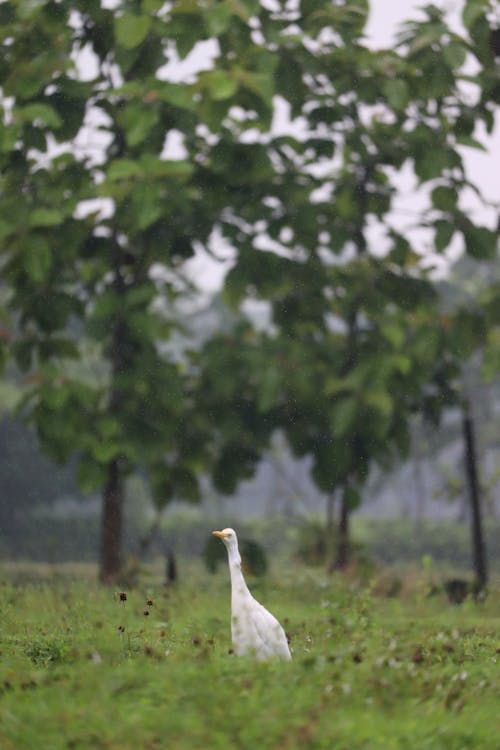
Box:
212 527 238 550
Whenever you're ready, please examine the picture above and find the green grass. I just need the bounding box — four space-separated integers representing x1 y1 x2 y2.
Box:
0 562 498 749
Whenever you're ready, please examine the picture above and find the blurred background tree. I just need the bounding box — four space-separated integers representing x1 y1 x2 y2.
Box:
0 0 498 584
196 0 499 582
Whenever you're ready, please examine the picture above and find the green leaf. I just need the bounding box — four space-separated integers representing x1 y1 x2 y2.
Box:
23 235 52 282
456 134 487 151
332 396 358 437
170 466 200 503
144 0 165 10
39 337 79 361
0 219 15 241
29 208 64 227
324 378 353 397
201 70 239 101
380 322 405 349
107 160 143 181
434 220 455 251
414 147 460 182
90 442 123 463
0 123 18 153
364 390 393 418
443 41 467 69
257 367 281 412
77 452 107 494
129 189 163 230
139 155 194 179
157 82 196 110
343 485 361 511
390 354 411 375
237 71 275 104
276 58 305 118
238 0 260 14
382 79 409 110
482 328 500 381
120 104 159 147
171 14 205 59
463 225 498 260
16 103 62 129
115 13 151 49
462 0 487 29
16 0 46 20
431 185 458 211
204 3 232 35
407 25 444 56
335 188 356 219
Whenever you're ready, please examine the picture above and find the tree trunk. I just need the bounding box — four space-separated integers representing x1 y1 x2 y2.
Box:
99 458 124 584
165 549 177 586
328 489 350 572
98 236 128 584
326 491 336 531
462 401 488 592
335 493 350 570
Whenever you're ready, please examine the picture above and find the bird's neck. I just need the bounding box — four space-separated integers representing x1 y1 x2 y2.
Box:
227 548 249 595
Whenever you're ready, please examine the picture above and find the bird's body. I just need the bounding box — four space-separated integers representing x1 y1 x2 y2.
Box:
213 528 291 661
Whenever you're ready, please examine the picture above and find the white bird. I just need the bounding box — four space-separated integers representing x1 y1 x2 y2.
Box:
212 528 292 661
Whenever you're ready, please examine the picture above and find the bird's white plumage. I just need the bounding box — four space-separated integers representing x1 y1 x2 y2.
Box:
213 528 291 661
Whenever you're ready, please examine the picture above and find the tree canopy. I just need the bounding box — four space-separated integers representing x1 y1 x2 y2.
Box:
0 0 498 580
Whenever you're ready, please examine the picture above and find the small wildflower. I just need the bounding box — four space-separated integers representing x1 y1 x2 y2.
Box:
146 599 154 607
119 592 127 602
118 625 125 632
143 610 150 616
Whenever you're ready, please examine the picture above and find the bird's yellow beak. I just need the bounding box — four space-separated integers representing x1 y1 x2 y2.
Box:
212 530 230 538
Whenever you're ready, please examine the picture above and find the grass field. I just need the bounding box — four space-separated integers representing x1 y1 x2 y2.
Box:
0 561 498 749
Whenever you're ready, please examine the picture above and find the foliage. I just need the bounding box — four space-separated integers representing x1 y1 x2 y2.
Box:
0 570 499 749
0 0 301 577
0 0 499 579
203 533 268 576
294 517 374 575
196 0 500 537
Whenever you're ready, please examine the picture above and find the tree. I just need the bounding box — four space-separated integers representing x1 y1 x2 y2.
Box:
0 0 286 582
1 0 498 581
197 0 499 568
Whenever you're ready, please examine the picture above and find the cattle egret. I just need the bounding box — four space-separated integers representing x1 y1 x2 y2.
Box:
212 528 292 661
